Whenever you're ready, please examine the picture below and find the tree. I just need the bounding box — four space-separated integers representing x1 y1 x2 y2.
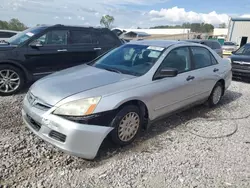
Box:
0 18 27 31
219 23 226 28
100 15 114 29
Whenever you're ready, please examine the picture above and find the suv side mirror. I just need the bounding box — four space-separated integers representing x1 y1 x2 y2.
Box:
29 40 43 48
155 68 178 80
231 50 236 54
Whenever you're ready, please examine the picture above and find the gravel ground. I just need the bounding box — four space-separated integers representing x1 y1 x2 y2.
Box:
1 80 250 188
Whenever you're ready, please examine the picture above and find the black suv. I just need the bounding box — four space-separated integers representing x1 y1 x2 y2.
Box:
0 25 122 95
230 43 250 79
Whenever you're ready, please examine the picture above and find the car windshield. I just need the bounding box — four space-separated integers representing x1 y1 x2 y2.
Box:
7 27 47 45
235 45 250 55
92 44 165 76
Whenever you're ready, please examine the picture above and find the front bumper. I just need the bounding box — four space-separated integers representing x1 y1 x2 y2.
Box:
232 68 250 78
22 96 113 160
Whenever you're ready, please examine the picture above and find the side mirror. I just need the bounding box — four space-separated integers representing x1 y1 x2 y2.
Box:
231 51 235 54
155 68 178 80
29 40 43 48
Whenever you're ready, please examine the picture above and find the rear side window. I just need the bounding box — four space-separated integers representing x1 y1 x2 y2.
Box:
0 31 16 38
191 47 214 69
69 30 92 44
93 30 118 45
212 41 221 49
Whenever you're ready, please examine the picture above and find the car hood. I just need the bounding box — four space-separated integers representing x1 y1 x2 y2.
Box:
230 54 250 62
0 43 16 51
222 45 236 49
30 65 135 106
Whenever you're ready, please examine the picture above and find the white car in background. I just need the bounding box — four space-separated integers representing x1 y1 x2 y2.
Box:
222 41 239 55
0 30 19 41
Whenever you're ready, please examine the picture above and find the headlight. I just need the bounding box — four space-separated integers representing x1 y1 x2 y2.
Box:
53 97 101 116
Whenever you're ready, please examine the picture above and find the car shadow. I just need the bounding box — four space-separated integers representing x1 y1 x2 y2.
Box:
95 90 242 161
232 77 250 84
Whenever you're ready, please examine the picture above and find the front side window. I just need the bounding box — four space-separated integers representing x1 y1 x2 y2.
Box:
158 47 191 73
191 47 213 69
8 27 46 45
92 44 165 76
35 30 68 45
235 45 250 55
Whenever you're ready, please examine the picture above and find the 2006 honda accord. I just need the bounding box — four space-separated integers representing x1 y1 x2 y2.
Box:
22 40 232 159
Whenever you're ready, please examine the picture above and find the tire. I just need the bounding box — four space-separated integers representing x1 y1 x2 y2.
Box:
208 82 223 107
0 64 25 96
110 105 142 146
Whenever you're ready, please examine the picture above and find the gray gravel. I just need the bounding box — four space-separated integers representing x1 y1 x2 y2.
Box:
1 80 250 188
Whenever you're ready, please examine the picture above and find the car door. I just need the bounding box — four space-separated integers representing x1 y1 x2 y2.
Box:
150 47 201 119
67 29 98 66
188 46 221 100
25 29 70 77
92 29 121 57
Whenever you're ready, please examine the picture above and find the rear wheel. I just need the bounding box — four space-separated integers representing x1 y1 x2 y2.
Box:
110 105 142 146
0 65 25 96
208 82 223 107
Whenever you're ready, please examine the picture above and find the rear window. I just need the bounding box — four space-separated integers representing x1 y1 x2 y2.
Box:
212 41 221 49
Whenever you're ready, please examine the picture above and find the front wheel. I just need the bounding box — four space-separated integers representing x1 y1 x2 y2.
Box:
110 105 142 146
0 65 25 96
208 82 223 107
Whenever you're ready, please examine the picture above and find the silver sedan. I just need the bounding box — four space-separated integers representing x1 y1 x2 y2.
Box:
22 40 232 159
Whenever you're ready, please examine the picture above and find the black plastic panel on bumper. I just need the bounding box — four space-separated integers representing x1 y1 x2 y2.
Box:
232 69 250 78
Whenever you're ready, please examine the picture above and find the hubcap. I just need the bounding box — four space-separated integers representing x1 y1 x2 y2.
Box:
0 69 20 93
118 112 140 142
212 86 222 104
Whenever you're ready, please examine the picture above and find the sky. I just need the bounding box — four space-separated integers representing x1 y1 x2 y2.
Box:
0 0 250 28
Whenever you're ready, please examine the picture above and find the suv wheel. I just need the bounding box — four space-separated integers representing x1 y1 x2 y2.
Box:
0 65 25 96
208 82 223 107
110 105 142 146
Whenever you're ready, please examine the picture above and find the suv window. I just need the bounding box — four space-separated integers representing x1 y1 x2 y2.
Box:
93 30 118 45
36 30 68 45
0 31 16 38
159 47 191 73
69 30 92 44
212 41 221 49
191 47 214 69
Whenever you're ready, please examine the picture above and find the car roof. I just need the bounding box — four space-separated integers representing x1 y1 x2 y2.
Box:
128 40 188 48
39 24 107 30
0 29 19 33
184 39 219 43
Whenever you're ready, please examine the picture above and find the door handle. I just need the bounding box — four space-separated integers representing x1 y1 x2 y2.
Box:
57 49 67 52
186 75 195 81
213 68 219 72
94 47 102 50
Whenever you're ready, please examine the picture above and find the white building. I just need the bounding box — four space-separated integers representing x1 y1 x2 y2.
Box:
227 18 250 46
112 28 191 35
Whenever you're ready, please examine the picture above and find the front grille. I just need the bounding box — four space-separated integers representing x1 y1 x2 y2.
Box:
26 115 41 131
49 130 66 143
35 102 51 111
232 63 250 70
27 91 51 111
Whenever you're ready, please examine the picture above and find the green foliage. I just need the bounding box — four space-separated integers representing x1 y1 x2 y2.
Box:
0 18 27 31
219 23 226 28
150 22 214 33
100 15 114 29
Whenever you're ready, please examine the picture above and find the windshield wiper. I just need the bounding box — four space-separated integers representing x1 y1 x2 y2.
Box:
103 67 122 74
0 40 10 45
